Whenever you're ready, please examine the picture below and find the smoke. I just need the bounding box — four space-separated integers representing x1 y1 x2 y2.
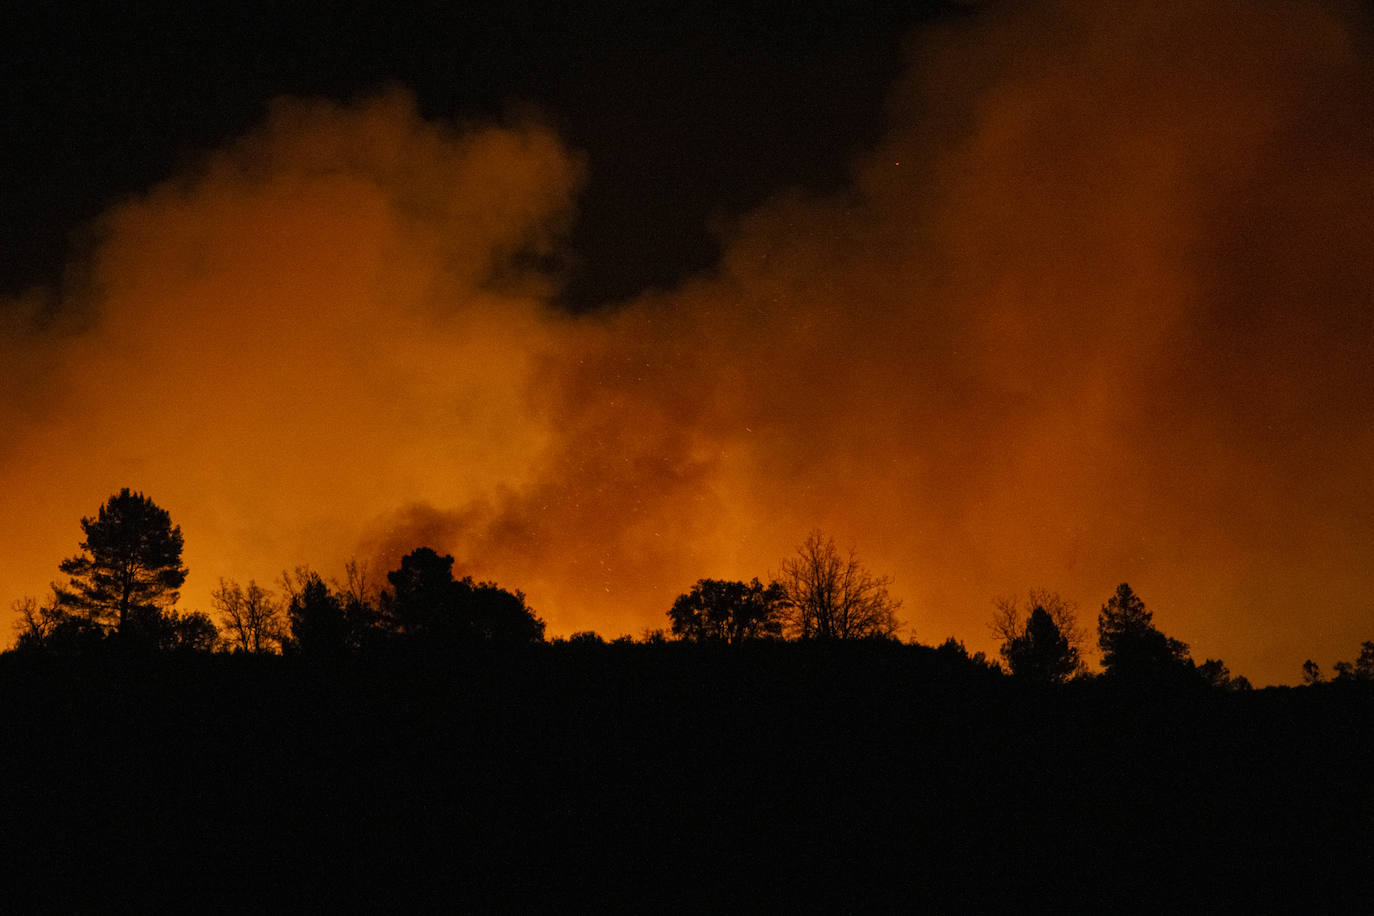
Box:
1 87 582 619
5 2 1374 684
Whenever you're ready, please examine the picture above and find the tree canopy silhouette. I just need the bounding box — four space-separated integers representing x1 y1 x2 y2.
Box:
668 578 785 643
55 488 188 634
990 590 1087 681
1096 583 1192 682
385 547 458 638
383 547 545 647
12 591 104 652
777 531 901 641
213 578 285 653
285 570 353 656
1332 641 1374 682
1002 605 1080 684
990 591 1087 659
154 609 220 652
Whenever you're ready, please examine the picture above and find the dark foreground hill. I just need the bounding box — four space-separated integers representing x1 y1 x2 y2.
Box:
1 642 1370 910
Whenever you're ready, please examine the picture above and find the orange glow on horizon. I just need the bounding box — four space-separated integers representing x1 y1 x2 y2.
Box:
4 2 1374 686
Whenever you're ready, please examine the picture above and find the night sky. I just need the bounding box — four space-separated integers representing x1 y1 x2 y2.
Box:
4 0 1373 685
2 2 939 308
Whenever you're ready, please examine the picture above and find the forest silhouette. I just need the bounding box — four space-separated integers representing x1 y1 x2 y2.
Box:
3 490 1372 908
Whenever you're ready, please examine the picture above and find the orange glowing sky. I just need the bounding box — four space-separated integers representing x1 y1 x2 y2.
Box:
4 0 1374 684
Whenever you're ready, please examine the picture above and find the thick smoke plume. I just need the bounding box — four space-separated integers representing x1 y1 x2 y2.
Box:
4 1 1373 684
1 88 581 625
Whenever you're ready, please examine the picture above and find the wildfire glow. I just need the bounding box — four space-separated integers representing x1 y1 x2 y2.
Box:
4 1 1373 685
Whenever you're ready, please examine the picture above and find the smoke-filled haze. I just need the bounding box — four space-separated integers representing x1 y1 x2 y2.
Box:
4 0 1373 684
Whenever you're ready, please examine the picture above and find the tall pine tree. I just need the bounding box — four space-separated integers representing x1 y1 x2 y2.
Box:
57 488 188 633
1096 583 1190 681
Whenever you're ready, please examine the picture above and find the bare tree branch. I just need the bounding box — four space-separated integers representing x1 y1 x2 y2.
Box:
777 531 901 641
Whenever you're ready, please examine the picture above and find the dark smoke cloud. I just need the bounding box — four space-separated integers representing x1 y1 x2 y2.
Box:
5 2 1374 684
1 88 582 625
401 0 1374 681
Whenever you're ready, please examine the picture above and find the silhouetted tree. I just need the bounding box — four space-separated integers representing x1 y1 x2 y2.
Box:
1332 641 1374 683
385 547 460 639
12 593 60 646
459 579 545 644
1096 583 1191 682
382 547 545 647
56 488 188 634
668 578 785 643
990 590 1088 666
334 558 382 646
335 558 376 609
1195 657 1250 691
934 637 999 672
213 578 285 653
279 564 378 655
12 592 104 652
777 531 901 641
157 610 219 652
1002 605 1080 684
285 572 350 657
1301 659 1325 685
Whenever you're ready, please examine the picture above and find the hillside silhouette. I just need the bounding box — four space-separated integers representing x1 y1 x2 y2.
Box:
3 640 1372 909
4 494 1373 907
